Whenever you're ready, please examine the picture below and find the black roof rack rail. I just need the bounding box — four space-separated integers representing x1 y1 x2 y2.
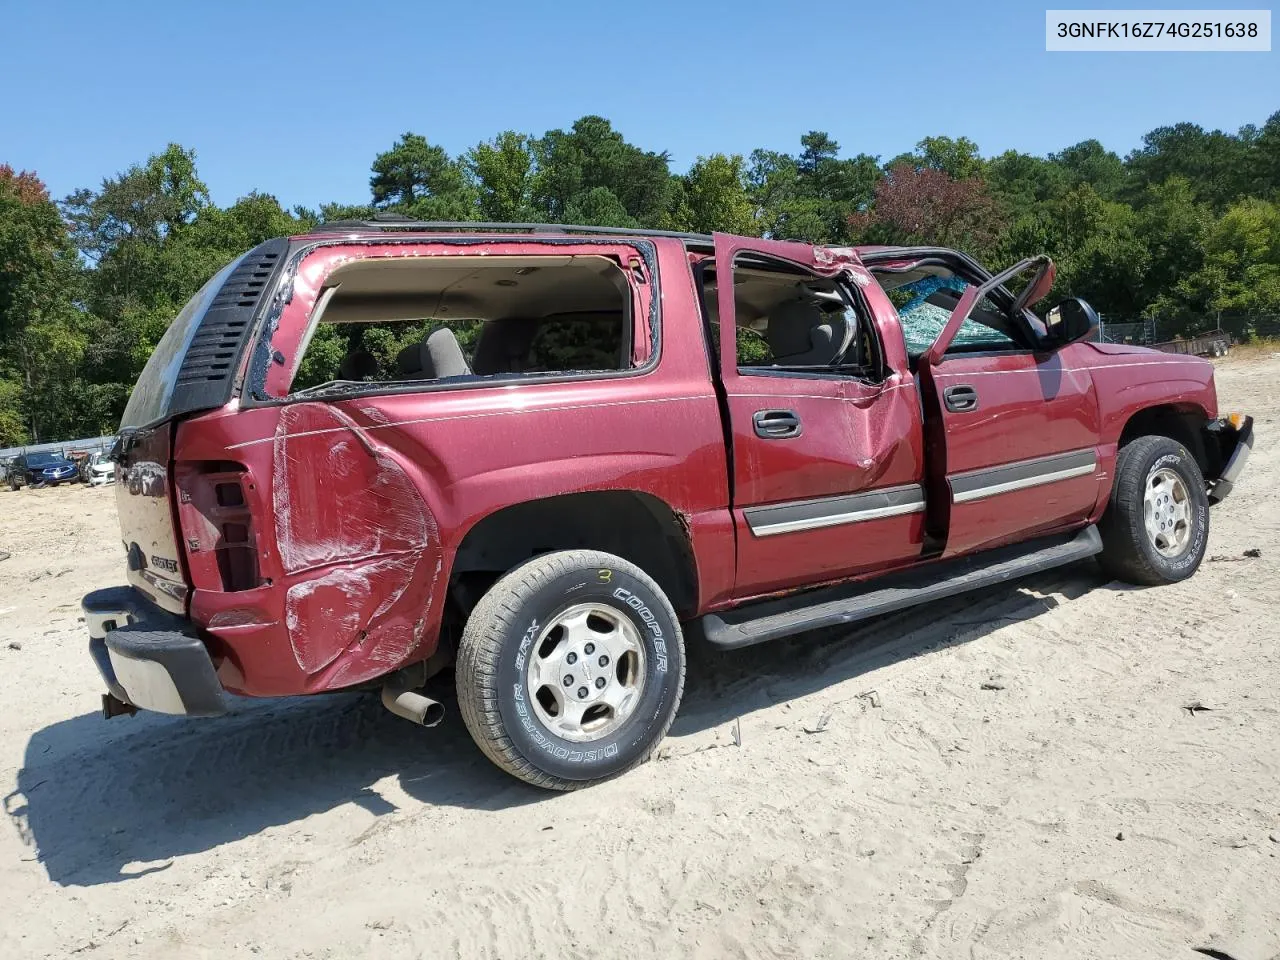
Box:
309 215 713 243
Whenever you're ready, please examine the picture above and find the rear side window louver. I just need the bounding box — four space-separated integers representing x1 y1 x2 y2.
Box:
169 237 290 415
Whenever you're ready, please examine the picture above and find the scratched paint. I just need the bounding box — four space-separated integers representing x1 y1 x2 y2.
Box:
273 403 432 574
271 402 440 683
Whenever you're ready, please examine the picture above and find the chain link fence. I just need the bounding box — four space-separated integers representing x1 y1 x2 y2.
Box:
1098 313 1280 347
0 434 116 462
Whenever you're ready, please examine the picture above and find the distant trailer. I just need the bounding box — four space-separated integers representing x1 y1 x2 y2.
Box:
1151 328 1232 359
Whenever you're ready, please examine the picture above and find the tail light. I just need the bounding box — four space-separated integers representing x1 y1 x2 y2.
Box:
175 461 260 592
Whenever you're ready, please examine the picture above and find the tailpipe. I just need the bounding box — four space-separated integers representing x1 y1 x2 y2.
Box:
381 685 445 727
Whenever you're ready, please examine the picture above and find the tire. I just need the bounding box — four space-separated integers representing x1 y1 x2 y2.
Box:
1098 435 1209 586
456 549 686 790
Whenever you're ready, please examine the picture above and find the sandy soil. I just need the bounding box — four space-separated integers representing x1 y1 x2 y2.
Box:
2 356 1278 960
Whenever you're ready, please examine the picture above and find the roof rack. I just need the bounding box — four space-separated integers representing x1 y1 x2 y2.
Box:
309 214 713 243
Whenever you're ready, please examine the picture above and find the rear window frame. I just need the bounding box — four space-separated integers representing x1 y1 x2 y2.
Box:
238 237 665 410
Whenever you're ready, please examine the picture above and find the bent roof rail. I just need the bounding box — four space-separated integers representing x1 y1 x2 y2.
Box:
304 217 714 244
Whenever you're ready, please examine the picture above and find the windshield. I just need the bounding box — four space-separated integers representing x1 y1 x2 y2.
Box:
26 453 63 466
120 254 246 430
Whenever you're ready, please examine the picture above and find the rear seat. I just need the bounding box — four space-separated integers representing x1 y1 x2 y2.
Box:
395 328 473 379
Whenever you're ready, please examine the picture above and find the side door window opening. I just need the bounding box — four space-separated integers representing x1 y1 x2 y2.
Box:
284 252 643 398
868 255 1050 362
695 254 887 385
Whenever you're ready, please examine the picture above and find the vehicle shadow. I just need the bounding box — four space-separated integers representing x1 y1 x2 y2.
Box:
6 563 1106 887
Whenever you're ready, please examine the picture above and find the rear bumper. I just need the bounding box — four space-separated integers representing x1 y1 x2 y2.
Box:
82 586 226 717
1207 416 1253 504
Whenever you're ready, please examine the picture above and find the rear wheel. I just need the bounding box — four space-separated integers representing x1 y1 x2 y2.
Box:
456 550 685 790
1098 435 1209 585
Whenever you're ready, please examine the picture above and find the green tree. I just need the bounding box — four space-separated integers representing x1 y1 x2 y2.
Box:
1185 198 1280 317
370 133 477 220
747 134 880 242
0 166 93 443
63 143 211 317
1125 123 1252 210
467 131 537 222
531 117 678 227
1051 139 1125 199
914 135 985 180
677 154 755 234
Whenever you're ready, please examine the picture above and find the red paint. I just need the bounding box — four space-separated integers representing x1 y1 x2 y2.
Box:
712 234 926 595
920 345 1103 556
110 230 1228 700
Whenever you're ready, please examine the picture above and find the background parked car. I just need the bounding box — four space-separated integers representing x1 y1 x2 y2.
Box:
8 451 80 489
80 451 115 486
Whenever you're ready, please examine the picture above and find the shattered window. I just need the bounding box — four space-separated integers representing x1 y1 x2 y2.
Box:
884 275 1020 355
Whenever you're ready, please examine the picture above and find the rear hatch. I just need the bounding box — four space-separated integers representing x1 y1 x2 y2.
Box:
115 425 188 614
111 238 290 615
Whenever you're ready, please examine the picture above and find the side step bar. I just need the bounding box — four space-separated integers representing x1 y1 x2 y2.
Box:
700 525 1102 650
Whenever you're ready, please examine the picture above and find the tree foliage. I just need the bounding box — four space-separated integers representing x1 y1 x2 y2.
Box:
4 109 1280 444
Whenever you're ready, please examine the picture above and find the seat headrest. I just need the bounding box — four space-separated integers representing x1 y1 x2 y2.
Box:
422 328 472 379
396 341 424 376
767 298 828 361
472 318 538 375
338 350 378 381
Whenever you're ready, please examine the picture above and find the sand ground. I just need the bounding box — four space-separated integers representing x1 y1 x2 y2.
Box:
1 355 1277 960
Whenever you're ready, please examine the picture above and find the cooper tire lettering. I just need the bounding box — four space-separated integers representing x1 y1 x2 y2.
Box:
457 550 685 788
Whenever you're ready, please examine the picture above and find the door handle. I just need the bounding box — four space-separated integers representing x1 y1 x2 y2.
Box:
943 384 979 413
753 409 802 439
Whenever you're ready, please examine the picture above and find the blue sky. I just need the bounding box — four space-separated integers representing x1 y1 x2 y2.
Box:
2 0 1276 210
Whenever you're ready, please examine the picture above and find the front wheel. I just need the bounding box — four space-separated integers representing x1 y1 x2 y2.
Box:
1098 435 1209 585
456 550 686 790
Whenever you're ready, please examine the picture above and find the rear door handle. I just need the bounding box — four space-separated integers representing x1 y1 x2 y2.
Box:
943 385 978 413
753 409 802 439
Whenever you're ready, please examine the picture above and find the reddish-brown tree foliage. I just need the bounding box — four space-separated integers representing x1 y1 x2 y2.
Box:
848 162 1005 254
0 164 51 205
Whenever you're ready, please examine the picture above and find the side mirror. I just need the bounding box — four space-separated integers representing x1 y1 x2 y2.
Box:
1045 297 1099 347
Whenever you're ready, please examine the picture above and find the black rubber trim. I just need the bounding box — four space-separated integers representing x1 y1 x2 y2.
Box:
744 484 924 534
700 525 1102 649
82 586 226 717
949 448 1097 501
169 238 290 419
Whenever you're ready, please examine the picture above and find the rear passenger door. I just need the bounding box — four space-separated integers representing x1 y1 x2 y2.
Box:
709 234 927 599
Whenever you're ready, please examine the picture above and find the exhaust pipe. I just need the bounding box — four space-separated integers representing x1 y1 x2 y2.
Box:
381 685 445 727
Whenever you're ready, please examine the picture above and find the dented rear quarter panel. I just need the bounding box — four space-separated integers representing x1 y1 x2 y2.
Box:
175 237 731 697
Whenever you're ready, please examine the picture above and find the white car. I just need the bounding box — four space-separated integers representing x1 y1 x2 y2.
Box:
82 452 116 486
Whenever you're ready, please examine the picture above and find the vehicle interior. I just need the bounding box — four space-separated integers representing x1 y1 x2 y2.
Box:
290 255 638 393
696 256 883 380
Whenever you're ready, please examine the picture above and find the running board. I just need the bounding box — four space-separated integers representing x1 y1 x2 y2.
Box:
700 525 1102 650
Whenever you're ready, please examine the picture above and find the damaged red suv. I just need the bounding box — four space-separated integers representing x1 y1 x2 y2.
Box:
83 220 1252 789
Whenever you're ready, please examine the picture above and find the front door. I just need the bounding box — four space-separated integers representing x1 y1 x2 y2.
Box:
906 256 1102 557
709 234 926 599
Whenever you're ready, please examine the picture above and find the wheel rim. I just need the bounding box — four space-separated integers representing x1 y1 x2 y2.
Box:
1143 466 1193 557
525 602 646 743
